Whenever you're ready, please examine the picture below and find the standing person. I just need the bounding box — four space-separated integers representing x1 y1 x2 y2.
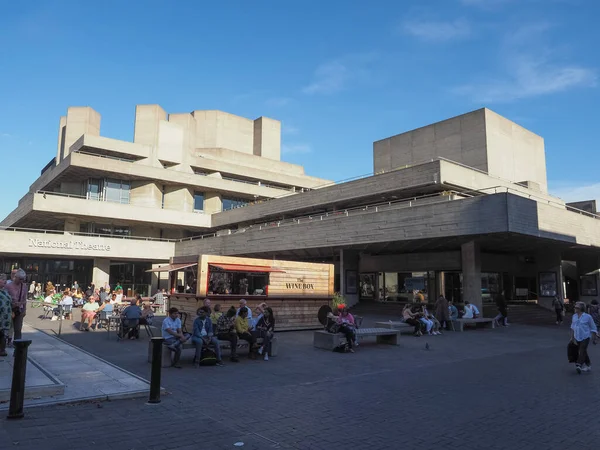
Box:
73 280 79 292
494 291 509 327
216 306 240 363
435 295 450 330
5 269 27 341
552 295 565 325
34 283 42 298
28 280 36 300
571 302 599 374
0 274 13 356
152 289 166 314
192 306 224 366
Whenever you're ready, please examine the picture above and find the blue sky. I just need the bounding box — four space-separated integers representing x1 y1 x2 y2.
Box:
0 0 598 220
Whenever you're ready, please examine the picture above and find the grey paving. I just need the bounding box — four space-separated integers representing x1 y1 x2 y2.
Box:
1 313 598 449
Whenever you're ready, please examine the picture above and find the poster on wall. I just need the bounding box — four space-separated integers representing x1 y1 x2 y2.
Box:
580 275 598 296
345 270 357 295
359 273 375 298
539 272 558 297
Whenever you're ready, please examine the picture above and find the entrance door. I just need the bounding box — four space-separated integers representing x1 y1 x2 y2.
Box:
443 272 462 303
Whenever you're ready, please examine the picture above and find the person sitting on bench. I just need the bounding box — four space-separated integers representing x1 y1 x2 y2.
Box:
336 305 356 352
402 304 422 336
192 306 224 366
462 301 480 319
121 299 142 339
235 307 257 359
216 307 240 363
162 307 191 368
254 307 275 361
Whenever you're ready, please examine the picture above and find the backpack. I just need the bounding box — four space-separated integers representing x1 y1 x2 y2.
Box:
332 343 349 353
199 348 218 366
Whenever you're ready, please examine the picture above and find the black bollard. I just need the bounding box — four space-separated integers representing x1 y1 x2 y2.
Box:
7 339 32 420
148 337 164 404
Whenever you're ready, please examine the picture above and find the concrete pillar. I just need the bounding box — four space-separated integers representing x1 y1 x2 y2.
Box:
56 115 66 165
461 241 482 314
203 192 222 214
130 181 162 208
92 258 110 287
253 117 281 161
64 218 81 233
63 107 101 159
133 104 167 147
163 186 193 212
340 249 360 307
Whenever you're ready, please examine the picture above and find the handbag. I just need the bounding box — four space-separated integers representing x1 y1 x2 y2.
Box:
567 341 579 363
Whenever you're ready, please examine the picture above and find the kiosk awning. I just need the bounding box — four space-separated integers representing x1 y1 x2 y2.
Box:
209 263 285 273
147 263 198 273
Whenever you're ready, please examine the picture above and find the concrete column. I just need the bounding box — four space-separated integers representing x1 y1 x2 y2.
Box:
64 218 81 233
253 117 281 160
133 104 167 147
163 186 194 212
461 241 482 314
203 192 222 214
340 249 360 307
63 107 101 159
56 115 66 165
92 258 110 287
130 181 162 208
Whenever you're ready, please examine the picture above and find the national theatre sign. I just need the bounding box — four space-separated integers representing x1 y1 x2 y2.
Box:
28 238 111 252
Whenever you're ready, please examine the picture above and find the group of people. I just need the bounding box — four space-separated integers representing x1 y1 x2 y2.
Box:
79 294 155 336
0 269 29 356
161 298 275 368
402 296 482 336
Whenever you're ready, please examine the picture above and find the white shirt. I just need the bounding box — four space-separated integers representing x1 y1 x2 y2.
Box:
162 316 182 339
60 296 73 306
463 304 479 319
44 295 54 304
571 312 598 342
115 294 123 302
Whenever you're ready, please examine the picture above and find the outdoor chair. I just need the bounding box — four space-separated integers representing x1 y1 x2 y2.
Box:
180 312 189 334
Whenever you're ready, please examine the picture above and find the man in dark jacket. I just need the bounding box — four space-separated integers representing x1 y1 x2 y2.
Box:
494 291 508 327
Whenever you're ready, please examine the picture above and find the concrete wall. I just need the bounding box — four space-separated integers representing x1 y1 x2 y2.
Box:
130 181 162 209
0 230 174 260
484 109 547 193
62 107 101 160
374 109 487 174
162 186 194 213
92 258 110 286
133 104 167 148
360 252 461 272
253 117 281 160
193 110 254 155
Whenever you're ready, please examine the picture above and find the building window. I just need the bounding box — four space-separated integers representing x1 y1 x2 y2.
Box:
80 223 130 237
222 197 249 211
194 192 205 211
104 179 130 204
86 179 102 200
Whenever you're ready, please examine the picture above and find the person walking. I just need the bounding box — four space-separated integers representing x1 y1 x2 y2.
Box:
435 295 449 330
494 291 509 327
5 269 27 341
552 295 565 325
571 302 599 374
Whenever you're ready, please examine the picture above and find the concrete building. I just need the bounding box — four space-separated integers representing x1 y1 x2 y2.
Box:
1 107 599 313
0 104 329 294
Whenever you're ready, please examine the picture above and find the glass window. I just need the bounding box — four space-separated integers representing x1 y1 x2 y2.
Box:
481 273 501 302
104 179 130 204
87 179 102 200
194 192 204 211
208 268 269 296
94 224 113 235
112 225 131 236
222 197 249 211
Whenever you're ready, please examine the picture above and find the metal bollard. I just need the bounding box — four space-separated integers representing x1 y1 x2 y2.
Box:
148 337 164 404
7 339 32 420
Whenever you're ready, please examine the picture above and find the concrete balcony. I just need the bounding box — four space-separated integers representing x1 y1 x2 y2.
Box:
2 191 212 230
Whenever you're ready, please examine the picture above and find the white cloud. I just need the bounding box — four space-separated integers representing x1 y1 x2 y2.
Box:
282 124 299 135
265 97 292 107
454 23 596 103
303 53 378 95
401 19 471 42
1 133 12 138
281 143 312 155
551 182 600 204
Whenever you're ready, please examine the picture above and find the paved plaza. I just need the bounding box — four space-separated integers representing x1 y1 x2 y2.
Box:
1 312 599 450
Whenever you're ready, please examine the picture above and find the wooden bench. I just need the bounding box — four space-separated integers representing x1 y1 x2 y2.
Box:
451 318 495 332
375 321 415 334
313 327 400 350
147 336 278 367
